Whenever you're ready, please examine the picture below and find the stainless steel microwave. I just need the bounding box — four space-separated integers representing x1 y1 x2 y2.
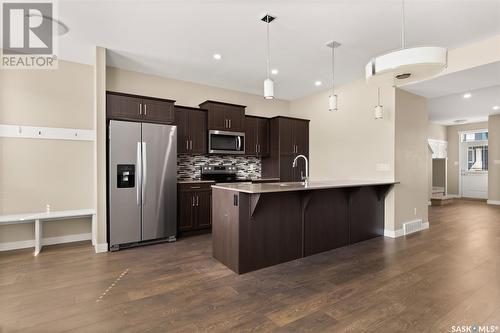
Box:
208 130 245 154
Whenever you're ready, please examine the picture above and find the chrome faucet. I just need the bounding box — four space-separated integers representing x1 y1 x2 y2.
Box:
292 154 309 183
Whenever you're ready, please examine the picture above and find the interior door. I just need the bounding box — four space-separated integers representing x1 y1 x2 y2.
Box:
109 120 142 247
461 142 488 199
141 123 177 241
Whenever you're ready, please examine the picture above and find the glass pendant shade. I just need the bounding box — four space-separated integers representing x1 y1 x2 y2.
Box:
329 94 338 112
264 78 274 99
374 105 383 119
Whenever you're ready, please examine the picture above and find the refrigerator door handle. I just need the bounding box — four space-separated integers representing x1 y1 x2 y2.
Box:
142 141 147 205
136 142 141 206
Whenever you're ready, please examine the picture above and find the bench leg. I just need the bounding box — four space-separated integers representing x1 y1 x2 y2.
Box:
34 219 42 256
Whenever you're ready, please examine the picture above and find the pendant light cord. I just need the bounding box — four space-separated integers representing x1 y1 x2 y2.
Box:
401 0 406 49
266 15 271 80
331 43 335 95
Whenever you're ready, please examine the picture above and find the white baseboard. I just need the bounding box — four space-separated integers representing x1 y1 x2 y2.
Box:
487 200 500 206
0 233 91 252
384 221 429 238
95 243 108 253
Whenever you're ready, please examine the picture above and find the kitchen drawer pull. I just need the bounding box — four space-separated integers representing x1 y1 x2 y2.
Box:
190 186 201 189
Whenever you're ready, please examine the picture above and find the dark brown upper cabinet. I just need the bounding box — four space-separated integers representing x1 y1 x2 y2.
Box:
244 116 270 157
106 91 175 124
261 116 310 182
276 117 309 155
199 100 246 132
174 106 207 154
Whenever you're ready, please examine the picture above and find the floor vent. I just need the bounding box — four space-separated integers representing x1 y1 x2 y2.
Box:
403 220 423 235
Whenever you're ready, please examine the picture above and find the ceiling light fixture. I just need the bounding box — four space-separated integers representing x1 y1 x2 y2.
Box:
374 88 383 119
365 0 447 86
271 69 279 75
463 93 472 99
327 41 341 112
213 53 222 60
262 14 276 100
315 81 322 86
493 105 500 110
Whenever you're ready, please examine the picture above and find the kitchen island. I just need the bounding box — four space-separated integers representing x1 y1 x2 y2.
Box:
211 180 397 274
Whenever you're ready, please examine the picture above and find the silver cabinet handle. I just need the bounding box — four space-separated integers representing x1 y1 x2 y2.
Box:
196 196 199 206
186 140 189 150
192 196 195 206
139 103 142 115
190 186 201 189
136 142 141 205
144 104 147 116
229 119 231 128
190 140 193 150
255 144 258 153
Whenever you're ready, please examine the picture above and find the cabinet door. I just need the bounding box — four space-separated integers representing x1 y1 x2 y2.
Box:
225 107 245 132
174 108 190 154
208 104 227 130
293 120 309 155
178 191 195 232
107 93 142 121
188 110 207 154
244 117 258 156
195 190 212 229
279 118 295 154
142 98 174 124
279 154 295 182
257 118 270 156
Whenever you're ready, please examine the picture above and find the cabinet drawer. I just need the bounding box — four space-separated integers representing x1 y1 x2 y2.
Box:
178 182 213 192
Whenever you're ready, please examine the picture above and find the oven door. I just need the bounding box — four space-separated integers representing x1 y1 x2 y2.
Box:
209 130 245 154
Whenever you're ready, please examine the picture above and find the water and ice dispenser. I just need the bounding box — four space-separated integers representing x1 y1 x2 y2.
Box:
117 164 135 188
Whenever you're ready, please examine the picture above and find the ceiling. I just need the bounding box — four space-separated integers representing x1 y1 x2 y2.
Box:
56 0 500 100
403 62 500 125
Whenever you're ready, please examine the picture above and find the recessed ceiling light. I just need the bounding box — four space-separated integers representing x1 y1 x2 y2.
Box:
493 105 499 110
315 81 322 86
463 93 472 99
271 69 279 75
213 54 222 60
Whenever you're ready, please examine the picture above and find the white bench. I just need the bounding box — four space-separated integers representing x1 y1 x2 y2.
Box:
0 209 96 255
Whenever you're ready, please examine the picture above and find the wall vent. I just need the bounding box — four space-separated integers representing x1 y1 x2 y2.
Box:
403 219 423 235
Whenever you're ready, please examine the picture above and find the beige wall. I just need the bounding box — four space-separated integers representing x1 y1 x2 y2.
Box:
446 122 488 195
0 60 95 244
428 123 447 141
106 67 290 117
488 114 500 203
288 80 396 181
394 89 429 229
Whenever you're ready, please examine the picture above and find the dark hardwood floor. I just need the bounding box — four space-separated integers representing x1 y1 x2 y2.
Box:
1 200 499 332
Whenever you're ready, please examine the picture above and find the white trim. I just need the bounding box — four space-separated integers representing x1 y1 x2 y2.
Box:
487 200 500 205
384 221 429 238
0 233 92 252
95 243 108 253
0 124 95 141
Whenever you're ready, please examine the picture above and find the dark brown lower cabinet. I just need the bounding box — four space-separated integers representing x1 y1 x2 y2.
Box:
177 183 212 236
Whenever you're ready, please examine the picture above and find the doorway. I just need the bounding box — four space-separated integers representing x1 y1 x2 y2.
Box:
459 130 488 199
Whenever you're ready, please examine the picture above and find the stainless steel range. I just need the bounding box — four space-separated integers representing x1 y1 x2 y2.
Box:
200 165 249 183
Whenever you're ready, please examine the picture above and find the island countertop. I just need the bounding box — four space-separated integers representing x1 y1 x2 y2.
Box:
211 179 398 194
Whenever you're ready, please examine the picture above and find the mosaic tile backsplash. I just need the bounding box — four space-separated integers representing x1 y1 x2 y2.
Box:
177 155 262 180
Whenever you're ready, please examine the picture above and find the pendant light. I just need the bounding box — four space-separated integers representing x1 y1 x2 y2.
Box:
374 87 383 119
326 41 341 112
365 0 447 86
262 14 276 99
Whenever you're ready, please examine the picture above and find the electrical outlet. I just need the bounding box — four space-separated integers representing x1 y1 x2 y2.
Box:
414 208 417 215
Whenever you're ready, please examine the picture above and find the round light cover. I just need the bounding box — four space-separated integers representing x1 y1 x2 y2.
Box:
264 78 274 99
374 105 383 119
365 46 447 86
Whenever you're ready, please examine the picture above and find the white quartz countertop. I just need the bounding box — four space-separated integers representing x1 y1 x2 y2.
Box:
211 180 398 194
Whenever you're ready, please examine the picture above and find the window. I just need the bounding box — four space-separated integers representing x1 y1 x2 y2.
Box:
461 131 488 142
467 145 488 171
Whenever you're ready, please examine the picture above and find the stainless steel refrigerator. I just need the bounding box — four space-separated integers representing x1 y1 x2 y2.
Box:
108 120 177 250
